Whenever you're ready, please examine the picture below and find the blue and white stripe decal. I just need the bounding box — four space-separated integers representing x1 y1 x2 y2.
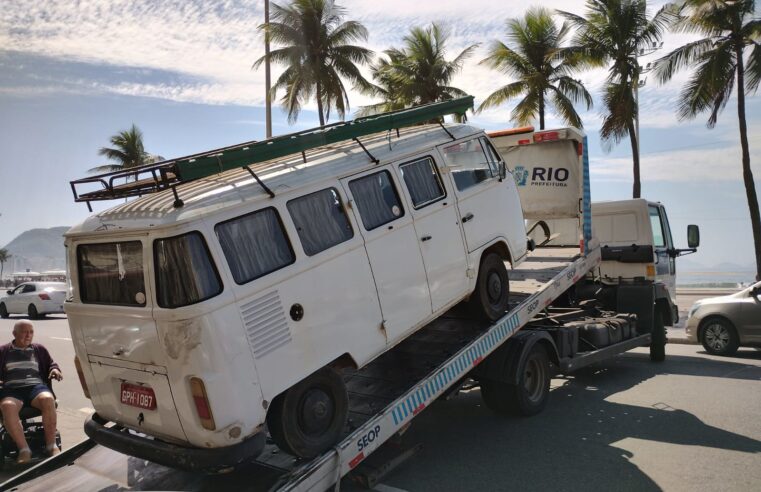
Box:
581 135 593 254
391 312 521 425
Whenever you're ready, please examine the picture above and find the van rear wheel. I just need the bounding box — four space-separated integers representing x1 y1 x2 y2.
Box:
267 367 348 459
470 252 510 322
0 303 8 319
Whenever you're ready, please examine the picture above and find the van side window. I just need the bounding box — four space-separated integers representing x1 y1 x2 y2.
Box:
78 241 146 306
442 139 494 191
216 207 295 284
399 157 446 209
154 232 223 309
287 188 354 256
349 170 405 230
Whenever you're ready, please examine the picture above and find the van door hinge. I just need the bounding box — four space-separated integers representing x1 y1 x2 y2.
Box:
466 268 476 279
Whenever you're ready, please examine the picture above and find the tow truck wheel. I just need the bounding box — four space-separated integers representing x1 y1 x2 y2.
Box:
481 343 550 417
266 367 348 459
470 252 510 322
649 310 666 362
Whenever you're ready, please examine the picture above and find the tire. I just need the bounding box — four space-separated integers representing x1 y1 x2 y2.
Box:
649 309 666 362
0 303 8 319
469 252 510 322
266 367 348 458
700 317 739 356
28 304 39 320
481 343 550 417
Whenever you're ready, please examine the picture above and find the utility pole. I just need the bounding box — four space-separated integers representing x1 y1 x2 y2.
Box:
264 0 272 139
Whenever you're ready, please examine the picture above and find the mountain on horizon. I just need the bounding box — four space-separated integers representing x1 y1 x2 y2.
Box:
1 226 70 275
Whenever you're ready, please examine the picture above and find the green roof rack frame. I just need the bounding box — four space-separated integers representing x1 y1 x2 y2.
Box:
70 96 473 209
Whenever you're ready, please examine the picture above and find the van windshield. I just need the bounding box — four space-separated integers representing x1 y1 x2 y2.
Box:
77 241 146 306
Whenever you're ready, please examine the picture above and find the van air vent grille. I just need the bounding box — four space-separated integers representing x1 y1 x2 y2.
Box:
240 291 291 359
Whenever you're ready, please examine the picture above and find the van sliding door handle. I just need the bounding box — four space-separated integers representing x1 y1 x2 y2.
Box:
462 213 474 223
421 235 432 242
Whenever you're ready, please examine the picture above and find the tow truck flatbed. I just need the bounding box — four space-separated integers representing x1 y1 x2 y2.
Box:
3 246 604 492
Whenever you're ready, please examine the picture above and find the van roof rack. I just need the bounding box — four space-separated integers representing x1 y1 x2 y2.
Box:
69 96 474 210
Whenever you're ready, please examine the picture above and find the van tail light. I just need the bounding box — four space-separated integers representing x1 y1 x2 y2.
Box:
38 293 51 300
74 356 91 399
190 377 216 430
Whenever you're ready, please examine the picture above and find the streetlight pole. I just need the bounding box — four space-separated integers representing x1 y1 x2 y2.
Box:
264 0 272 139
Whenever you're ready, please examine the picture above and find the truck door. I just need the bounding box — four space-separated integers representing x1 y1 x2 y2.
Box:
440 137 507 254
340 168 433 343
394 154 469 313
648 204 676 302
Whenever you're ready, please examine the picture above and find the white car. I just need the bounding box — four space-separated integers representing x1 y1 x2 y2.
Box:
0 282 68 319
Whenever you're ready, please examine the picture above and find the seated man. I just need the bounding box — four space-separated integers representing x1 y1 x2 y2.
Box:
0 320 63 464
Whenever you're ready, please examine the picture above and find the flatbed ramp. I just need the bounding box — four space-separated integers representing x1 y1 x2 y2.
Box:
3 246 600 492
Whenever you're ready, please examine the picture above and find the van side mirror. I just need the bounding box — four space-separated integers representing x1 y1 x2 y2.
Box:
499 161 507 181
687 224 700 248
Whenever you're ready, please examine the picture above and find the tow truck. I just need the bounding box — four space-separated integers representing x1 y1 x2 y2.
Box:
1 100 698 491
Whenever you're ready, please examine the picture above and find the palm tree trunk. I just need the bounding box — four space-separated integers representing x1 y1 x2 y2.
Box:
735 45 761 281
316 80 326 127
628 120 641 199
539 94 545 130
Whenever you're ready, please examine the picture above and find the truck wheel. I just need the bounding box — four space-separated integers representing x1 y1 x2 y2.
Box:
0 303 8 319
481 344 550 417
266 367 348 459
649 309 666 362
470 253 510 322
700 318 739 356
28 304 39 320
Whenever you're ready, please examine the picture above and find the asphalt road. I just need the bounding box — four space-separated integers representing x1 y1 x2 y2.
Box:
1 290 759 490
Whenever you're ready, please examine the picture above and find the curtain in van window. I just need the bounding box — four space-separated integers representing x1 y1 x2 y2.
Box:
78 241 145 306
399 158 445 208
216 208 295 284
287 188 353 256
154 232 222 308
349 171 404 230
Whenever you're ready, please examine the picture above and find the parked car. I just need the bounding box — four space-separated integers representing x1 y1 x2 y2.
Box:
0 282 68 319
686 281 761 355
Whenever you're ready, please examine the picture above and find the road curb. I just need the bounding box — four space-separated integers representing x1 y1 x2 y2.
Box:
667 337 697 345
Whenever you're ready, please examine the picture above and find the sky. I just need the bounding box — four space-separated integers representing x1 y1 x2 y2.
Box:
0 0 759 270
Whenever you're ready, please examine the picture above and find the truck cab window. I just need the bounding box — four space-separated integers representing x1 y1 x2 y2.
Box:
287 188 354 256
399 157 445 208
349 170 405 230
216 207 295 284
77 241 146 306
442 139 493 191
648 206 666 247
154 232 223 309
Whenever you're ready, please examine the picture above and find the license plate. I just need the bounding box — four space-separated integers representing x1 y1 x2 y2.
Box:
120 383 157 410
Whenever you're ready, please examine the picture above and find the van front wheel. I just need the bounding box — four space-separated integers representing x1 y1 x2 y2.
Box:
470 252 510 322
267 367 348 459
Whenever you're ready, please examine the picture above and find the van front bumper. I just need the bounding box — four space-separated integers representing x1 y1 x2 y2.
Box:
84 412 266 472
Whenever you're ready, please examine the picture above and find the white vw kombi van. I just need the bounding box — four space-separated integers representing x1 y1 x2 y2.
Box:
66 122 528 470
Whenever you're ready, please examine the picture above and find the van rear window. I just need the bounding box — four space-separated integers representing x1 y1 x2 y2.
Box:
154 232 223 309
77 241 146 306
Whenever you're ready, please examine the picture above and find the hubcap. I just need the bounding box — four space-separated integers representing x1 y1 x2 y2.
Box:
298 388 334 436
487 271 503 304
704 323 729 351
523 357 545 403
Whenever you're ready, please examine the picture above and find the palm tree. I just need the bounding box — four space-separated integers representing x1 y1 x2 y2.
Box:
88 124 163 175
253 0 373 126
653 0 761 280
358 23 477 121
0 249 10 282
477 7 593 129
559 0 676 198
356 50 411 117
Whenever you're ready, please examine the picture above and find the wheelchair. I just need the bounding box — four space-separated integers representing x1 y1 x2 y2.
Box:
0 385 62 469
